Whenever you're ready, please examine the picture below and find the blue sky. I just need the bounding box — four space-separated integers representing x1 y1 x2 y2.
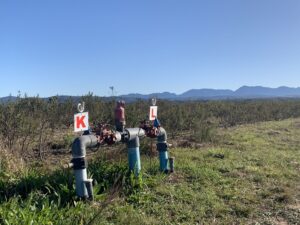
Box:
0 0 299 97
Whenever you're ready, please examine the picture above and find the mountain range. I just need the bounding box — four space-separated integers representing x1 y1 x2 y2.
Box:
118 86 300 101
1 86 300 103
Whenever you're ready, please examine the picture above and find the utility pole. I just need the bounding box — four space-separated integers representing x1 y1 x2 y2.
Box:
109 86 114 97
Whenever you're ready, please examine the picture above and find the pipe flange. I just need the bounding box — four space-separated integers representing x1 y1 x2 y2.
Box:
71 157 87 170
157 142 168 151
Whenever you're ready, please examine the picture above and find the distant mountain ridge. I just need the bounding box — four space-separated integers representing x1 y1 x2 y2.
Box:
234 86 300 97
1 86 300 103
179 89 234 99
119 86 300 100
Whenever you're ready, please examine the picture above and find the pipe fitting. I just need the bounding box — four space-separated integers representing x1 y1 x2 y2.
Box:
157 127 167 143
124 128 145 142
72 135 98 158
71 157 87 170
157 142 168 152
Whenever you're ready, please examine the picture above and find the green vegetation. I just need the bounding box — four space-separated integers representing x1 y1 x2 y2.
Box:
2 95 300 158
0 117 299 224
1 96 300 224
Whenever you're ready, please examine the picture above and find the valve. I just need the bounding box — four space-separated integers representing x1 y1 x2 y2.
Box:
140 119 159 138
99 128 118 145
90 123 121 146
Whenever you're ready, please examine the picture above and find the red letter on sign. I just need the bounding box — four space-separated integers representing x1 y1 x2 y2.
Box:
76 116 86 129
151 109 156 118
149 106 158 121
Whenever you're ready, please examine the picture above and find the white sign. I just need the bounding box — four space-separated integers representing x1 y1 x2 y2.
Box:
149 106 158 121
74 112 89 132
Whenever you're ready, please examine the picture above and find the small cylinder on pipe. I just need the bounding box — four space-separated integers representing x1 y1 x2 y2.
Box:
84 179 94 201
169 157 175 173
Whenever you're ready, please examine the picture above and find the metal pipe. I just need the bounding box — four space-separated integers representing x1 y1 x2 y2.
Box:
114 131 122 143
124 128 145 141
127 136 141 176
71 135 98 198
157 127 169 173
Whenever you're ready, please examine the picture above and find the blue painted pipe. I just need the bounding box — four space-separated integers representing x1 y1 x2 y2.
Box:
127 137 141 176
157 142 169 172
156 127 169 172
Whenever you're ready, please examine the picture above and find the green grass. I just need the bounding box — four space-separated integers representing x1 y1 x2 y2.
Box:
1 118 300 224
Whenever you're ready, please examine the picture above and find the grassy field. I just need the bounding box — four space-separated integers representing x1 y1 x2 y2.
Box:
0 118 300 224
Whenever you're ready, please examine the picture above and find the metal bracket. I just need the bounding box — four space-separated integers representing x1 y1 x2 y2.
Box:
77 102 85 113
151 98 157 106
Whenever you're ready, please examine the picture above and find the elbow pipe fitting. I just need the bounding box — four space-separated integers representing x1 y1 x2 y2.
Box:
72 135 98 158
157 127 167 143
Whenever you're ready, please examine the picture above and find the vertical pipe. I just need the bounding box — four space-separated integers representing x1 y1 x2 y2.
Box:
157 143 169 172
157 127 169 173
74 167 88 198
127 137 141 176
71 135 98 199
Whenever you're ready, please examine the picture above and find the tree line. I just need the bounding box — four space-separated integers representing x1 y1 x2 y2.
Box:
1 94 300 159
